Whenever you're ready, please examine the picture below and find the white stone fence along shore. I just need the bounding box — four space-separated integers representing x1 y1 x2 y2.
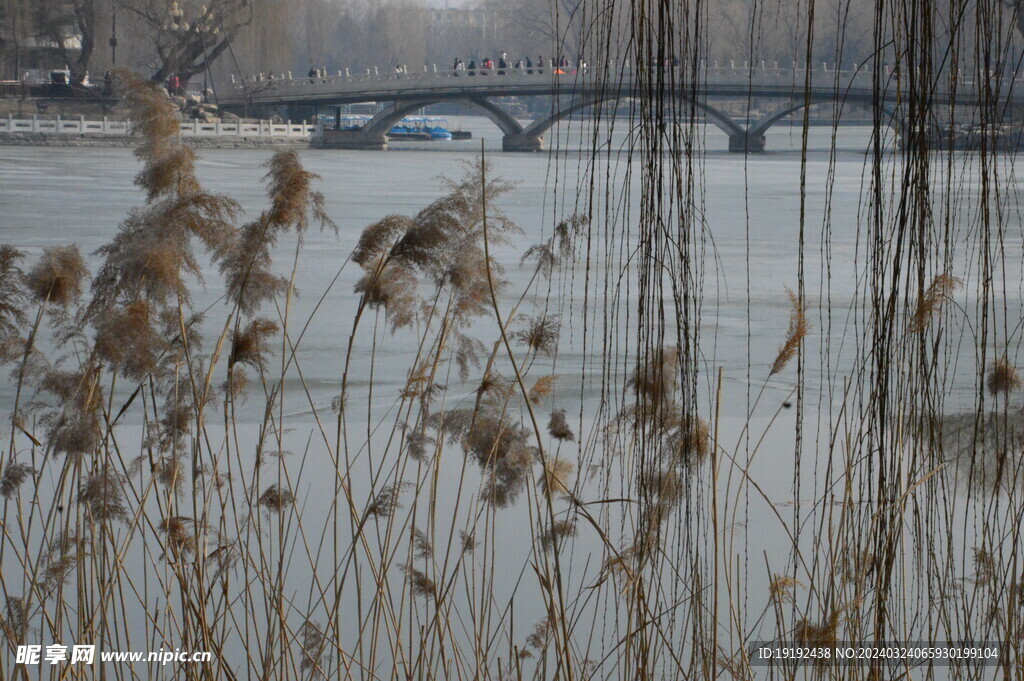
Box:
0 115 314 138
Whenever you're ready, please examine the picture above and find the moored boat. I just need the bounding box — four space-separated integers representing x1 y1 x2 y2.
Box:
317 113 467 142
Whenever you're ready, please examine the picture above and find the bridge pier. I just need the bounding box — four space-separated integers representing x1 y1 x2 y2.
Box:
502 133 544 152
728 132 766 153
316 128 388 150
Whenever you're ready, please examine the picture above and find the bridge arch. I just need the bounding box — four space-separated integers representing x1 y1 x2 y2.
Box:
362 99 433 139
516 89 904 152
361 97 525 139
746 95 835 139
519 91 747 141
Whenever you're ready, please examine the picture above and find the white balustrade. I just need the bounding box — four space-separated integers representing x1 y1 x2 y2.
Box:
0 116 313 139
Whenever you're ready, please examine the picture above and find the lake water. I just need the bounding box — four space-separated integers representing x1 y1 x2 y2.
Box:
1 120 1015 415
1 117 1021 677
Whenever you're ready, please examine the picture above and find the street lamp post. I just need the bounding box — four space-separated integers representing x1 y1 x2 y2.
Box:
110 7 118 65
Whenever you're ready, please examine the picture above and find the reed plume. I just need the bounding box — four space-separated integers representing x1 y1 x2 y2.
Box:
973 547 997 586
39 367 104 458
258 484 294 513
353 257 419 330
412 527 434 558
769 288 808 376
768 575 801 604
25 246 88 307
221 152 335 313
1 597 27 644
987 358 1021 396
838 547 877 585
89 73 240 317
402 565 437 598
540 519 577 550
78 466 129 523
366 482 408 519
90 194 238 312
908 272 961 334
156 391 194 445
643 468 684 507
520 214 588 277
670 416 710 466
526 617 552 650
299 620 329 675
793 611 840 647
159 516 198 560
0 246 26 338
512 313 561 357
540 457 574 495
0 462 33 498
262 151 333 233
38 531 87 596
403 427 434 460
150 455 186 494
547 409 575 442
433 398 535 507
930 410 1024 494
528 375 555 404
115 70 186 168
628 347 680 406
455 334 486 382
352 163 519 333
229 317 279 369
459 530 477 554
93 300 163 381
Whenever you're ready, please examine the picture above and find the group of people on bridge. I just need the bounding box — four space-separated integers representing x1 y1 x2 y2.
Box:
450 53 586 77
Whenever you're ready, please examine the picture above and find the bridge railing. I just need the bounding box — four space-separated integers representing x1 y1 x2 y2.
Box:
0 115 314 138
220 63 1021 105
226 65 868 91
221 66 871 105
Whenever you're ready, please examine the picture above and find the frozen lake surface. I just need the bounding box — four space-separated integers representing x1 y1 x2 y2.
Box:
1 117 1022 677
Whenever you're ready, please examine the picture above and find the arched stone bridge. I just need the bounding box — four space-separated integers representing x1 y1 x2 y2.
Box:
216 65 1022 152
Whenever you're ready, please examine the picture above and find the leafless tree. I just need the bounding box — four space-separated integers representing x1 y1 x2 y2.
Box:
0 0 28 79
23 0 97 84
114 0 252 83
486 0 587 61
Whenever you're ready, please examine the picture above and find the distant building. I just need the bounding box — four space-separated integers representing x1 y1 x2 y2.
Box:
1 35 79 82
